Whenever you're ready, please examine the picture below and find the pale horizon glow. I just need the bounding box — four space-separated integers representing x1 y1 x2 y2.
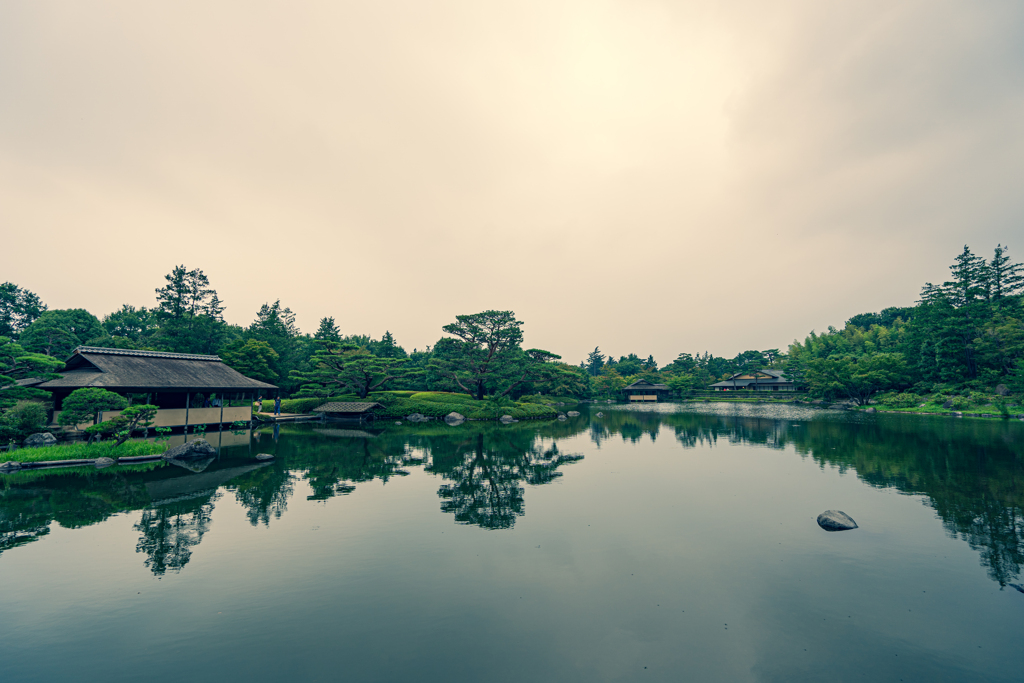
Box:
2 1 1023 364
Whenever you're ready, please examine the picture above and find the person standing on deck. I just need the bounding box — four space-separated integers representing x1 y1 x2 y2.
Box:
274 396 281 416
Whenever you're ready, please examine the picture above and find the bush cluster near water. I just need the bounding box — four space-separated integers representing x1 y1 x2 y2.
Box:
270 391 560 420
872 389 1020 416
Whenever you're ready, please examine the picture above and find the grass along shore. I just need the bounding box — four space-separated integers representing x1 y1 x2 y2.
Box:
5 440 167 464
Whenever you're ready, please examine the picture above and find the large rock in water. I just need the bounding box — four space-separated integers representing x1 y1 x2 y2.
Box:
499 415 515 423
567 411 580 417
162 438 216 461
94 457 116 469
405 413 427 423
444 412 465 424
24 432 57 447
817 510 858 531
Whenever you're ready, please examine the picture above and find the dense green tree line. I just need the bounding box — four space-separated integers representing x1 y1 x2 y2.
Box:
2 245 1022 429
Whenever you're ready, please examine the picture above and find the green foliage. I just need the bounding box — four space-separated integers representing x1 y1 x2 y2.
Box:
787 245 1024 398
518 394 580 407
153 265 230 354
591 366 626 397
9 439 166 464
102 304 157 344
19 309 103 359
0 336 64 391
221 339 280 384
0 282 46 338
585 347 605 376
369 392 557 419
292 341 407 399
948 395 972 410
878 392 921 409
430 310 552 400
58 388 128 427
804 353 911 404
314 316 341 342
369 331 407 359
0 400 49 441
84 404 159 446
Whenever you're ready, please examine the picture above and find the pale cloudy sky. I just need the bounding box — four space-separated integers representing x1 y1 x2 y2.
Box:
2 1 1022 364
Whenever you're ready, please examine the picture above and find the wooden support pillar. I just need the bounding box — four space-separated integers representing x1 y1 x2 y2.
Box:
219 392 224 427
185 391 190 436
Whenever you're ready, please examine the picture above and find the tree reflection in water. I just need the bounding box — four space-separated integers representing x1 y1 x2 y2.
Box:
596 406 1024 586
429 432 583 530
134 493 219 575
0 410 1020 586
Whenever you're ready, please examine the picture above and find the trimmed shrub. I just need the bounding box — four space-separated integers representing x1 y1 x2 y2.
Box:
878 393 920 409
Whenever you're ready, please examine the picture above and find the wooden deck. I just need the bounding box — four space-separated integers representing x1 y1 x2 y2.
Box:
256 412 320 423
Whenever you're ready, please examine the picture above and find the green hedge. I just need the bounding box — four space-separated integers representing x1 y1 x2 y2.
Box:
517 394 581 407
372 393 557 420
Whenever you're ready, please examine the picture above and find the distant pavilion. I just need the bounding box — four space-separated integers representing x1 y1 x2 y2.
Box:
709 369 796 391
621 379 672 402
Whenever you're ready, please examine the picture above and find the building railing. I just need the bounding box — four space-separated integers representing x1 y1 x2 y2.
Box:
52 406 251 430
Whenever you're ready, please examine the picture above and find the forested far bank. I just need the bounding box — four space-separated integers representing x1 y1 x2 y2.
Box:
2 244 1024 439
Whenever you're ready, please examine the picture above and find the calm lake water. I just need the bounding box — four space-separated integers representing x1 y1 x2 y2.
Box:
2 404 1023 682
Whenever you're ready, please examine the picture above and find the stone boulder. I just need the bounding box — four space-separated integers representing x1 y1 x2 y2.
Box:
94 457 116 469
256 453 275 461
596 412 604 418
0 461 21 472
567 411 580 417
557 413 567 420
996 384 1010 396
444 412 465 424
817 510 858 532
24 432 57 448
942 399 953 409
162 438 216 461
499 415 515 423
864 407 877 413
405 413 427 423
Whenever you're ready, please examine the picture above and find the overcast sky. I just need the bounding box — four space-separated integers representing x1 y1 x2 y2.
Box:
2 1 1022 365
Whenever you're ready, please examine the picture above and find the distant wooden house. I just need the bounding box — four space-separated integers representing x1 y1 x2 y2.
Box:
622 379 672 402
709 369 796 392
34 346 277 428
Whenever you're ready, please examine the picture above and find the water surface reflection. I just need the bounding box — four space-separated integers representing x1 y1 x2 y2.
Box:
1 405 1022 587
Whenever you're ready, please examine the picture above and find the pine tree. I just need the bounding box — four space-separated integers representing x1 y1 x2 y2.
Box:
585 347 605 376
988 244 1024 301
314 317 341 342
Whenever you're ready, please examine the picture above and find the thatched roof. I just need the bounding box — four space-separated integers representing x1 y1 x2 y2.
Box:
35 346 277 393
313 402 381 414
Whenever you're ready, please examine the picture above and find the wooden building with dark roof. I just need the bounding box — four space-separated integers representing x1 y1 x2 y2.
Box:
35 346 277 428
622 379 672 402
709 369 796 391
